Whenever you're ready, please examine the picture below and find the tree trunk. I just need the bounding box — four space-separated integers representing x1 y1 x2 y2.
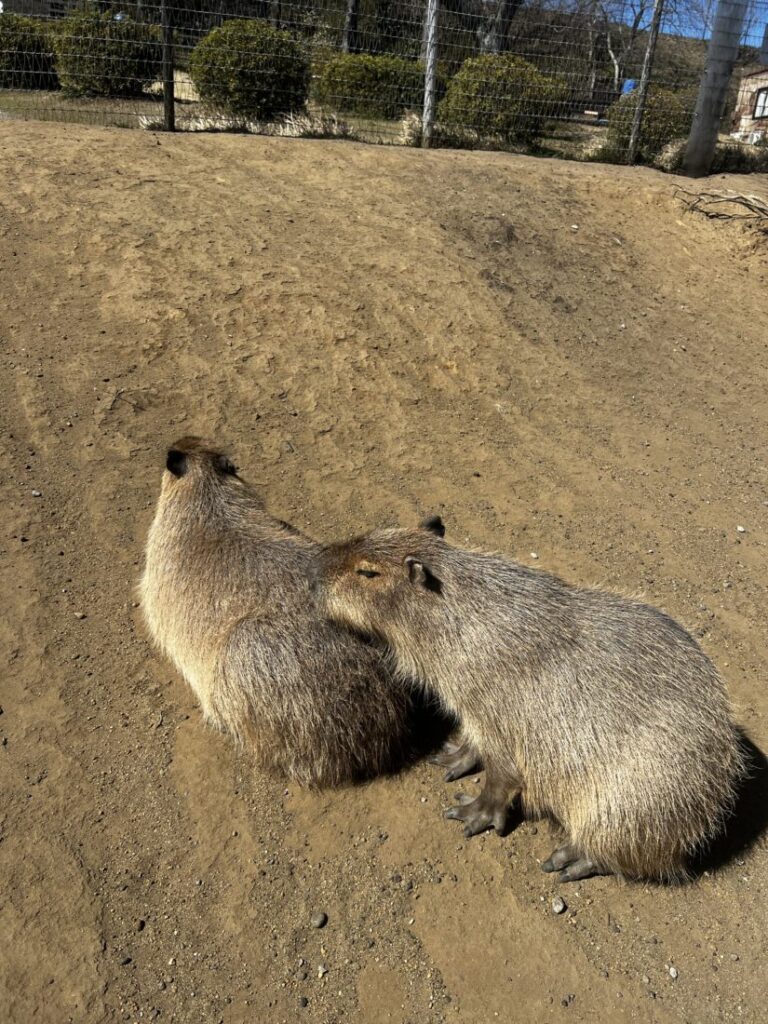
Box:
342 0 360 53
476 0 522 54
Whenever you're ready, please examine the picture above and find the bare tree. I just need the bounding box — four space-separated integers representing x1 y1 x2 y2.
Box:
341 0 360 52
600 0 651 94
476 0 523 53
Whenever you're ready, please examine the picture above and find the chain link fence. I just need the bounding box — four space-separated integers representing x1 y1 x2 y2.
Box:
1 0 768 169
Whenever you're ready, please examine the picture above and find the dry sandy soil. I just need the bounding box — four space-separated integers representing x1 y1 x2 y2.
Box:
1 121 767 1024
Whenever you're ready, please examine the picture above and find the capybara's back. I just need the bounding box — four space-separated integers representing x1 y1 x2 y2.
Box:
140 438 415 787
518 585 744 879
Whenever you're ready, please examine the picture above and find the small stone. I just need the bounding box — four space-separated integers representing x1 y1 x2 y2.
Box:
311 912 328 929
530 552 539 560
317 963 328 979
552 897 567 915
736 526 746 533
120 956 132 966
299 997 309 1008
74 612 86 620
669 966 679 980
167 957 175 966
730 954 739 962
280 440 295 454
642 975 650 985
31 490 42 497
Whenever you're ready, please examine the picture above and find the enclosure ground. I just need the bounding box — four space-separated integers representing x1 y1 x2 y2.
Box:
0 122 766 1024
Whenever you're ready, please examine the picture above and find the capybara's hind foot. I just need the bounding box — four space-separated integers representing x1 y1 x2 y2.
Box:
429 738 482 782
542 844 607 883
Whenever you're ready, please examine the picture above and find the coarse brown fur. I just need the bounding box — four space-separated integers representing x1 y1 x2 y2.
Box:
139 438 416 787
314 521 747 881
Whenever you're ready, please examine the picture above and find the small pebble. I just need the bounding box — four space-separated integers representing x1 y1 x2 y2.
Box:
642 975 650 985
31 490 41 497
530 552 539 559
317 963 328 979
552 897 567 915
311 912 328 929
736 525 746 533
669 966 679 980
74 612 86 620
120 956 132 966
299 997 309 1008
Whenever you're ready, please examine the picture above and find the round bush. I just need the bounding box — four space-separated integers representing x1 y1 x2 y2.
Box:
53 9 161 98
606 87 695 162
189 19 310 121
438 54 564 145
0 13 58 90
314 54 442 121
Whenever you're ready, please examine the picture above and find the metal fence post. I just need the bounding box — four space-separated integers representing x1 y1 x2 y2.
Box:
161 0 175 132
627 0 665 164
682 0 748 176
422 0 439 148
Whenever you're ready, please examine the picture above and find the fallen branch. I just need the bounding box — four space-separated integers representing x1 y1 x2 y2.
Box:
674 188 768 221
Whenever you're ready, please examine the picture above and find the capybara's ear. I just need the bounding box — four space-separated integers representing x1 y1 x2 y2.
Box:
166 448 188 478
405 556 443 594
419 515 445 538
215 454 237 476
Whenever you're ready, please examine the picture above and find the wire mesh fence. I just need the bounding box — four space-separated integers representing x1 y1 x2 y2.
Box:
1 0 768 167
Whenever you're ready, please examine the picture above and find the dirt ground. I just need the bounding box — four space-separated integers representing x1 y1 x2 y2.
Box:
1 121 767 1024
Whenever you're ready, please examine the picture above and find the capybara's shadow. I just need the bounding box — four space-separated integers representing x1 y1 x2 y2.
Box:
691 729 768 876
400 689 455 772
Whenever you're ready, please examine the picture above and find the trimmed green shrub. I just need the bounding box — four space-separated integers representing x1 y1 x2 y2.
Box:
0 13 58 90
606 87 695 162
314 53 444 121
53 8 161 98
189 19 310 121
438 54 565 145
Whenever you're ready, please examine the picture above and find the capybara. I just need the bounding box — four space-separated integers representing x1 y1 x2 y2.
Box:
314 517 746 881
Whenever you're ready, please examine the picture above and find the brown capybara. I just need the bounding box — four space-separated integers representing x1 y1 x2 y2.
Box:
140 438 417 787
314 517 746 881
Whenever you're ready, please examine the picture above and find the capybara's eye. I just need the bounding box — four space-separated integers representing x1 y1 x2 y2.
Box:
356 568 380 579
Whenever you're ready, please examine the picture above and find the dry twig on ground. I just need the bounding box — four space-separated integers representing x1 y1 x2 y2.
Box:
675 188 768 221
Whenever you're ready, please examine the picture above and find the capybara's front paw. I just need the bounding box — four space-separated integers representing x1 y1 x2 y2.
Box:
429 738 482 782
445 790 508 838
